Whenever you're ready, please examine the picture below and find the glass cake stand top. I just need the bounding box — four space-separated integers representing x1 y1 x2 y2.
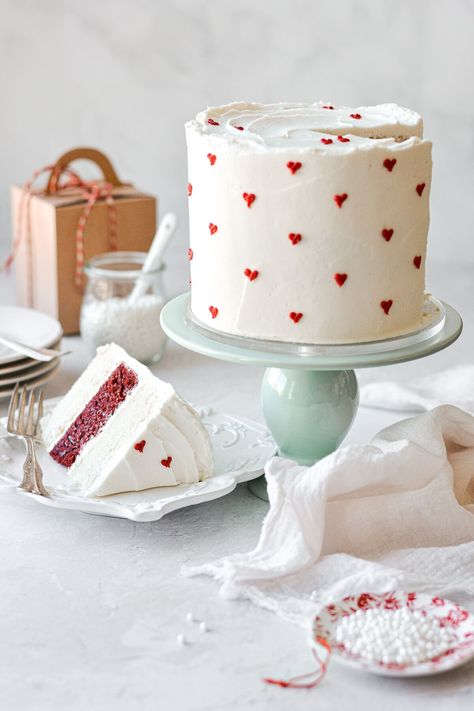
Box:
160 293 462 500
161 293 461 371
186 294 446 360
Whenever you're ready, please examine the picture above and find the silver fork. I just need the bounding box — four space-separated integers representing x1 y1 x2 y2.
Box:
7 384 50 497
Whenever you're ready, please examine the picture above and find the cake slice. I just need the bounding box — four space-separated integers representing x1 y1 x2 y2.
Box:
41 343 213 497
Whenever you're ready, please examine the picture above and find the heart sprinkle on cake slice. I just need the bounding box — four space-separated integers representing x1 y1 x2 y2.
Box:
334 273 348 287
243 192 256 208
244 268 259 281
333 193 348 208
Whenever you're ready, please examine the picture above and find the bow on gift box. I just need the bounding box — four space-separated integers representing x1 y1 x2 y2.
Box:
2 148 125 305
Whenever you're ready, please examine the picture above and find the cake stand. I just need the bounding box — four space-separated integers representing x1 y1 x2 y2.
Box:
160 294 462 500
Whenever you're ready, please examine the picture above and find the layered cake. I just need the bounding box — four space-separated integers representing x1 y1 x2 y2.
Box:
41 344 213 497
185 101 432 344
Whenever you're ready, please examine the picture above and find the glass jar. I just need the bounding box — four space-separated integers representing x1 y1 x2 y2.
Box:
80 251 167 364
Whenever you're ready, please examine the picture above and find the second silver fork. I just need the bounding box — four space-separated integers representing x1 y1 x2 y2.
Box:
6 384 50 497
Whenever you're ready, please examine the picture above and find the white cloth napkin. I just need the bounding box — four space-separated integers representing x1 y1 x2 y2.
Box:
360 365 474 413
186 405 474 627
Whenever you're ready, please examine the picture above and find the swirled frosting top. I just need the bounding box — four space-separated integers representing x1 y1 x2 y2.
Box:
186 101 424 151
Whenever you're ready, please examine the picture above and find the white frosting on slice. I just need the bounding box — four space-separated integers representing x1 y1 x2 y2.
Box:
41 344 214 497
186 101 432 344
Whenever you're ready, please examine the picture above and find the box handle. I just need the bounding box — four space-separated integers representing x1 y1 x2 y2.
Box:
45 147 124 194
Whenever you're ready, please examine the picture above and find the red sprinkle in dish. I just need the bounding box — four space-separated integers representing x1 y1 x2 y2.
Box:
243 192 256 208
187 248 193 261
381 228 394 242
289 311 303 323
207 153 216 165
49 363 138 468
187 183 193 196
286 161 302 175
333 193 348 208
337 136 350 143
244 268 259 281
235 125 244 131
350 113 362 119
416 183 426 196
381 300 393 315
134 440 146 453
209 223 218 235
288 233 302 245
209 306 218 319
322 105 334 110
161 456 172 468
321 138 333 145
413 255 422 269
207 118 219 126
334 273 348 287
383 158 397 172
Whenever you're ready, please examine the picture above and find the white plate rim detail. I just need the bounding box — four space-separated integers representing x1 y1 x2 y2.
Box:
0 306 63 365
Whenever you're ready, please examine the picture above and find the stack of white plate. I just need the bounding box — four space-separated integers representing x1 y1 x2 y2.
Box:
0 306 63 400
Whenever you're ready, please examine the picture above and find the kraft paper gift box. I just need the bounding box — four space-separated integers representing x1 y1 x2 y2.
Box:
10 147 157 334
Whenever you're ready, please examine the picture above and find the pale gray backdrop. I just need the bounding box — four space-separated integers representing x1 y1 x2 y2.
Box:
1 0 473 299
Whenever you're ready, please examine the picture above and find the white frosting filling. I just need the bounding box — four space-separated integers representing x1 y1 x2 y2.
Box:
186 101 432 344
41 344 214 497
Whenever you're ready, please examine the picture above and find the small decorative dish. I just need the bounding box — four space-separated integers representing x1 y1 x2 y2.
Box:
310 591 474 677
0 398 276 522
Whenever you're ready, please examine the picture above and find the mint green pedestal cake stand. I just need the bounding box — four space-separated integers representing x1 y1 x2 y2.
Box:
160 294 462 501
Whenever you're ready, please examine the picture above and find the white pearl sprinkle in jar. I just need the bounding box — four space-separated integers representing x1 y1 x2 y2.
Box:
80 252 167 363
334 608 456 666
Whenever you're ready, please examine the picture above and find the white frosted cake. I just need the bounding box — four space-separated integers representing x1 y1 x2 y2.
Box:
185 101 432 344
41 344 213 497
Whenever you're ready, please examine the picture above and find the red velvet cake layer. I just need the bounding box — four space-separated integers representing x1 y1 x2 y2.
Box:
50 363 138 468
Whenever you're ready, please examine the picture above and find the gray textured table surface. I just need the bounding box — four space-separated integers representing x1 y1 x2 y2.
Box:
0 261 473 710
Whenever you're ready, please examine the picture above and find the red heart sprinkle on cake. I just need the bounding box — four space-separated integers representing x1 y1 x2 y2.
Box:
334 273 348 287
416 182 426 196
321 138 333 145
381 228 394 241
289 312 303 323
244 268 259 281
337 136 350 142
187 248 193 261
161 456 172 468
350 113 362 119
207 118 219 126
209 223 218 235
187 183 193 196
288 233 302 245
322 105 334 109
383 158 397 172
235 126 244 131
209 306 218 319
243 192 256 207
333 193 348 208
207 153 216 165
413 255 422 269
380 300 393 315
287 161 302 175
134 440 146 453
